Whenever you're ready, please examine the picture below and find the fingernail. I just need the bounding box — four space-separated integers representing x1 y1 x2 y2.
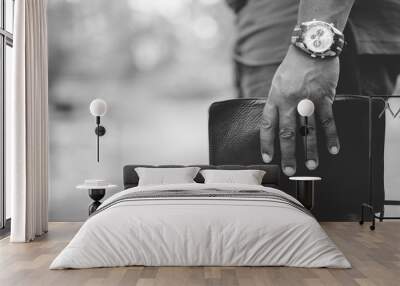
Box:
306 160 317 170
329 146 339 155
262 153 271 163
283 167 295 176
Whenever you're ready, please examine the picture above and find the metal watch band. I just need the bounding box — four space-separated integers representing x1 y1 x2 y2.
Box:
291 21 345 59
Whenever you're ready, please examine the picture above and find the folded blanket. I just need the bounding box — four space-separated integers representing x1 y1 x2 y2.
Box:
92 188 311 217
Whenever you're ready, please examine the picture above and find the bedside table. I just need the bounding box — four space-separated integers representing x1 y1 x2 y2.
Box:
76 180 118 215
289 176 322 210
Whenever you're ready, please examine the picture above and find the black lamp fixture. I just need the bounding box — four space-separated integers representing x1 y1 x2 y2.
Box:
89 99 107 162
297 99 315 161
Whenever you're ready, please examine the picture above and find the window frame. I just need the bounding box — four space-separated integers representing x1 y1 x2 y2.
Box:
0 0 14 231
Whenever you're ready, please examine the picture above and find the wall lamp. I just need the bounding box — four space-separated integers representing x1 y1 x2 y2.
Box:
297 99 315 161
89 99 107 162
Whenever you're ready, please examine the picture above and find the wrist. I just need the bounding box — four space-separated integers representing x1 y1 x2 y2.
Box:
287 45 336 64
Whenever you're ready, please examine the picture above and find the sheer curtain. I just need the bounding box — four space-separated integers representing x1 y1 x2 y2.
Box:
7 0 49 242
384 77 400 217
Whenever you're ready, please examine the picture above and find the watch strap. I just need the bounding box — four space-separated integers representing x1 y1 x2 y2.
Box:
291 21 344 58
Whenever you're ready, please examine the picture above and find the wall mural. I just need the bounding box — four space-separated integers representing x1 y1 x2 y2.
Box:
48 0 235 221
48 0 400 222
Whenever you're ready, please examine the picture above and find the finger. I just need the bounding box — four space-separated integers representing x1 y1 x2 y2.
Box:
279 107 297 176
302 115 319 170
317 98 340 155
260 100 277 163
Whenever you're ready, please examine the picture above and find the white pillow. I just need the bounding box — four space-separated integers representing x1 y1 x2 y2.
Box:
135 167 200 186
200 169 266 185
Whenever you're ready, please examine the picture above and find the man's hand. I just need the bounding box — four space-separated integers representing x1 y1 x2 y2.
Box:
259 0 355 176
260 45 340 176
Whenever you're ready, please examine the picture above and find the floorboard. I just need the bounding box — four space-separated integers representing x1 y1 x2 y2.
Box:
0 222 399 286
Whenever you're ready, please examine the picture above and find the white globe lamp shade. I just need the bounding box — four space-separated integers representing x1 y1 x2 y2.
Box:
90 99 107 117
297 99 315 117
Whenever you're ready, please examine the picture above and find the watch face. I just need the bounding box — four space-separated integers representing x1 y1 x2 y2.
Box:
303 24 334 53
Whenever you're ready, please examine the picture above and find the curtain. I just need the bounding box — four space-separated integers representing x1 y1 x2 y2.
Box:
7 0 49 242
384 77 400 217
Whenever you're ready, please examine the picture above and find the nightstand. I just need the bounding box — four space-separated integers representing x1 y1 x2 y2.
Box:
76 180 118 215
289 176 322 210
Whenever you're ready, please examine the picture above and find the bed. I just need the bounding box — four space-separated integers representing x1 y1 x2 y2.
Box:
50 165 350 269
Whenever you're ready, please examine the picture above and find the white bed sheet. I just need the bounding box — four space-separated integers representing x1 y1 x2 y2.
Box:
50 183 350 269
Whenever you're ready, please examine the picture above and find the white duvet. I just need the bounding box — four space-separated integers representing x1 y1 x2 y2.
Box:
50 183 350 269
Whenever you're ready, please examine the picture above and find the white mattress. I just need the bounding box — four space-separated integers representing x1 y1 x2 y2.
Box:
50 183 350 269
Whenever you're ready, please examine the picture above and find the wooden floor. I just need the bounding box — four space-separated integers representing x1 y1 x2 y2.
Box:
0 222 399 286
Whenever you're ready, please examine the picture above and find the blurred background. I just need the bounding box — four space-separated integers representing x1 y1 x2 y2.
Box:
48 0 235 221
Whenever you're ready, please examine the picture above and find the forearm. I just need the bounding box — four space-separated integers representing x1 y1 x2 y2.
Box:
298 0 355 31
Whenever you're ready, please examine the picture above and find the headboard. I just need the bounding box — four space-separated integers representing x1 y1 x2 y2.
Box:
123 165 280 190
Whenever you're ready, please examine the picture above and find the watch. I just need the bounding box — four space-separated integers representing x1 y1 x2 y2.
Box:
291 20 344 59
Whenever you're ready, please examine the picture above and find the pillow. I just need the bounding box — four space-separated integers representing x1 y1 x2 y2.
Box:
200 169 266 185
135 167 200 186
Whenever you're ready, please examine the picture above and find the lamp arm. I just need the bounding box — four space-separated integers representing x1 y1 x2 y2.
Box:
304 116 308 162
97 117 100 162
